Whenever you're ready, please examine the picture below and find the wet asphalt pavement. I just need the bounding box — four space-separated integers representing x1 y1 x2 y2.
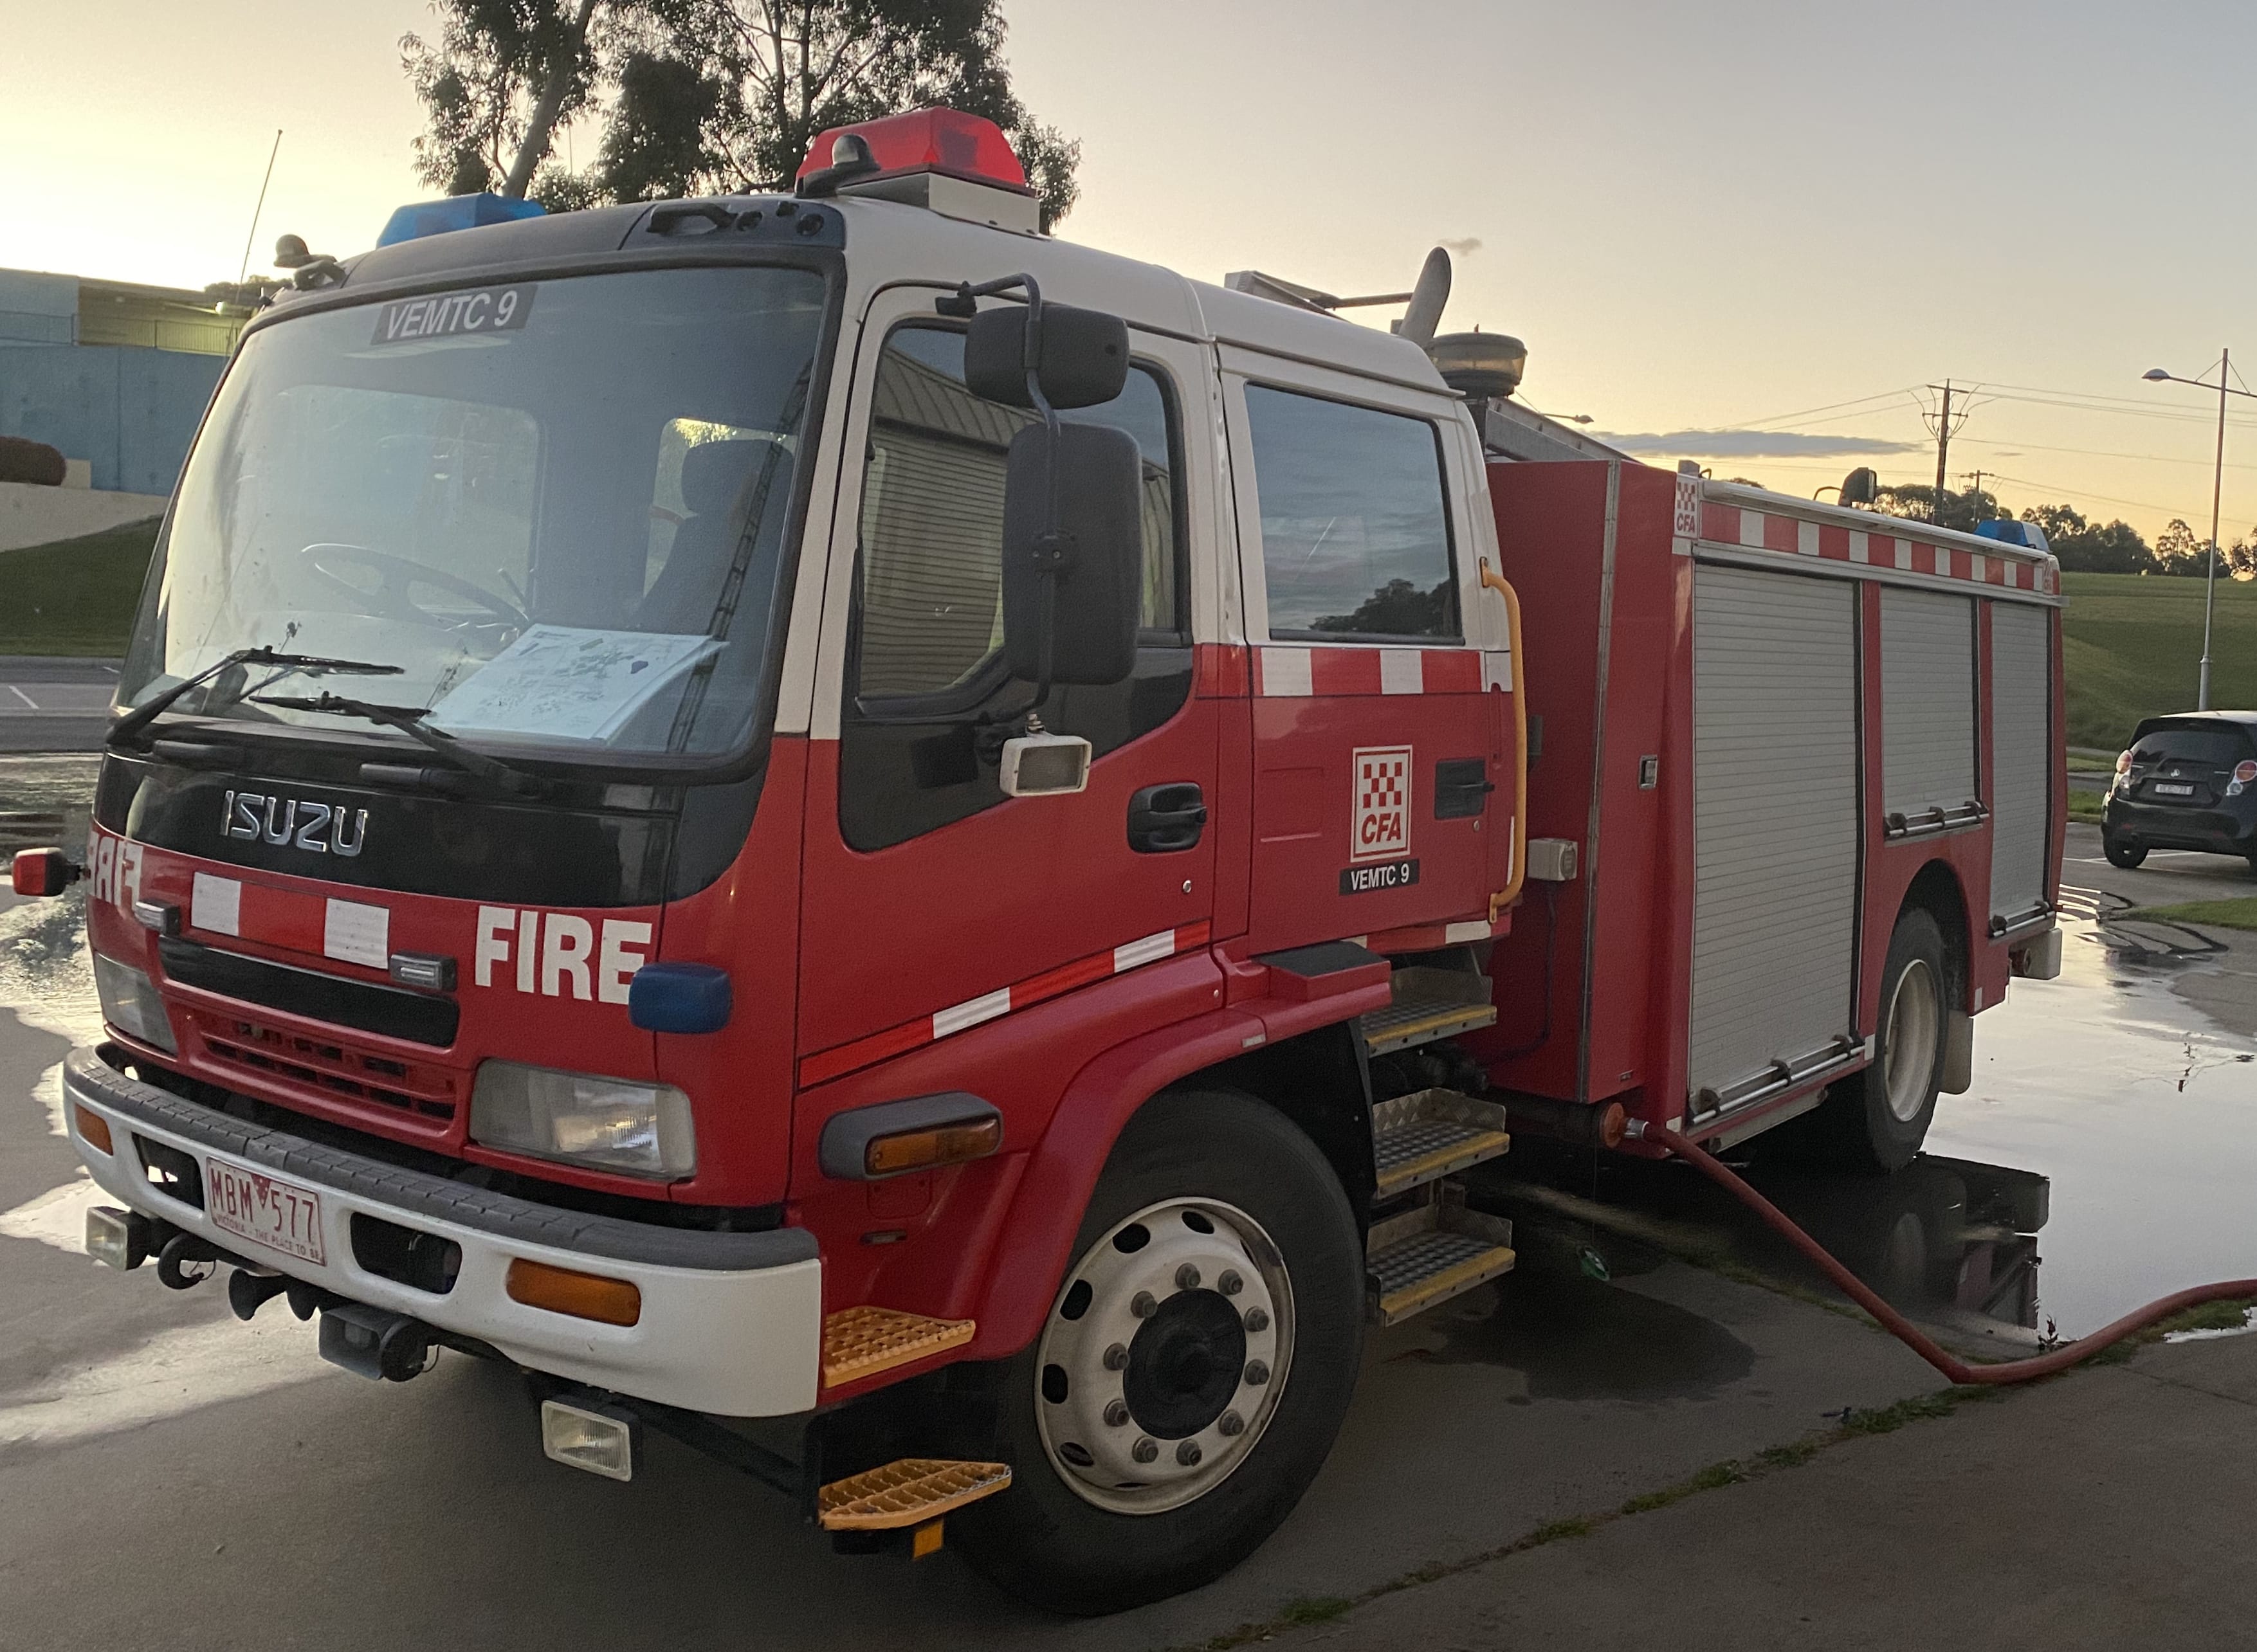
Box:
2 758 2254 1648
0 659 117 754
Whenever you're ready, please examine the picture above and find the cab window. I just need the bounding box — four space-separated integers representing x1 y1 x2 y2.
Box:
1243 385 1459 642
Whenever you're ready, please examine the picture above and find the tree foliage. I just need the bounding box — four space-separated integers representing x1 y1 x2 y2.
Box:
2017 503 2156 574
403 0 1079 228
403 0 608 197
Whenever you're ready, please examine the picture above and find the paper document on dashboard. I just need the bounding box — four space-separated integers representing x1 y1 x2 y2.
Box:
426 626 722 742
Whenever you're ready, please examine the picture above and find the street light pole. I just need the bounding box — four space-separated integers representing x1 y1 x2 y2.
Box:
2143 352 2254 711
2206 350 2227 711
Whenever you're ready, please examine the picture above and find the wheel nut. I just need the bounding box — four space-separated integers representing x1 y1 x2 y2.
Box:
1104 1399 1130 1427
1218 1410 1245 1437
1245 1359 1271 1386
1218 1269 1243 1296
1243 1305 1270 1333
1103 1342 1128 1370
1175 1262 1202 1291
1132 1437 1158 1464
1176 1440 1202 1466
1131 1291 1158 1318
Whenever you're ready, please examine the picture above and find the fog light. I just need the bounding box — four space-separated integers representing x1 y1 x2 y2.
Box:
540 1397 639 1482
86 1205 149 1271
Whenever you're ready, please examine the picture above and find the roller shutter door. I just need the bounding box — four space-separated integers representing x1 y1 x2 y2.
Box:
1881 588 1977 818
1989 603 2052 923
1689 567 1861 1108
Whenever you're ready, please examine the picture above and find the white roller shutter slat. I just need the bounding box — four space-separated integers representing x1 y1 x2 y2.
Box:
1989 603 2052 921
1881 588 1976 817
1689 567 1862 1107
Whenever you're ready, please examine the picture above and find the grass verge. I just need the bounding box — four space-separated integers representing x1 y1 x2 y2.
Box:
1178 1386 2002 1651
2067 790 2106 824
2060 572 2257 750
0 518 160 655
2122 898 2257 932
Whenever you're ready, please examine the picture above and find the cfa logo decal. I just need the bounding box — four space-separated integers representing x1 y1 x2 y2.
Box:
1351 746 1412 862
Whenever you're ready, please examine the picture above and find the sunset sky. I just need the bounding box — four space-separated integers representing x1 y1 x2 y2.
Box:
6 1 2255 543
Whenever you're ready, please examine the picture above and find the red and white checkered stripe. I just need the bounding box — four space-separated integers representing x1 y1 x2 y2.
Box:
1699 503 2057 595
798 920 1214 1088
1253 646 1492 697
187 869 394 970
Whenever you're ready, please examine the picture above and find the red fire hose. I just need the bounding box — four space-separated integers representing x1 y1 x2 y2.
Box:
1643 1125 2257 1384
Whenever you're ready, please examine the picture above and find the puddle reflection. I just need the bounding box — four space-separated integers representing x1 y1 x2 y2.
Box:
1482 916 2257 1341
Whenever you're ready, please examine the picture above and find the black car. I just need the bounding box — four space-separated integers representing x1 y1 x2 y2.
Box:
2101 711 2257 869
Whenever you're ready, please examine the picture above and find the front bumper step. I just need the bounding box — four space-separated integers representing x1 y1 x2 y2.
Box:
821 1306 976 1389
817 1458 1013 1532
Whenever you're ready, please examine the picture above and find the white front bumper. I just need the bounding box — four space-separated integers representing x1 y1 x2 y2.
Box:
64 1050 822 1417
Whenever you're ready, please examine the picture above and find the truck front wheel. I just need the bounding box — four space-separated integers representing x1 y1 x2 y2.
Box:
950 1089 1365 1615
1809 907 1950 1174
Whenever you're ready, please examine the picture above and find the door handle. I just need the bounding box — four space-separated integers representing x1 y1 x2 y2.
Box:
1128 783 1207 853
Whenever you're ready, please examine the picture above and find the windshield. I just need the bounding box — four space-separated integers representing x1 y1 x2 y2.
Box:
120 266 828 761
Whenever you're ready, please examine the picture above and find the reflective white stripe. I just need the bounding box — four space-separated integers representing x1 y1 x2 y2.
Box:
1849 531 1870 564
933 988 1011 1039
1260 646 1312 696
1894 540 1913 570
323 898 390 968
191 872 241 936
1112 929 1176 972
1444 920 1492 944
1482 649 1513 691
1969 552 1986 584
1796 520 1820 556
1739 510 1767 549
1380 649 1423 694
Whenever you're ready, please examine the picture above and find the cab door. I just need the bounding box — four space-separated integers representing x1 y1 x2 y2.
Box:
1221 350 1501 953
794 286 1220 1075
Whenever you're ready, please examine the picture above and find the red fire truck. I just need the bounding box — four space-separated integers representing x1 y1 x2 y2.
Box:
15 107 2063 1613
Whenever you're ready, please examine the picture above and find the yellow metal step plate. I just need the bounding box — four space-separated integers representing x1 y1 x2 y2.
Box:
822 1305 976 1388
818 1458 1014 1532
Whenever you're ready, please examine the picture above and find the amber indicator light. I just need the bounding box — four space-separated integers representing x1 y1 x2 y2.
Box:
506 1258 643 1327
74 1103 114 1156
865 1116 1003 1177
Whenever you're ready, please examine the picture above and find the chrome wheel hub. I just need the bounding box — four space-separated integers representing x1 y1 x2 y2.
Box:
1035 1197 1294 1514
1883 957 1941 1123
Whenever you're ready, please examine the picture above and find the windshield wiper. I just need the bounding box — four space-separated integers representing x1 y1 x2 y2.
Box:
110 647 403 748
247 691 550 798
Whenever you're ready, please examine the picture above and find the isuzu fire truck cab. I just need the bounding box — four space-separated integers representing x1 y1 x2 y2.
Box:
18 108 2066 1613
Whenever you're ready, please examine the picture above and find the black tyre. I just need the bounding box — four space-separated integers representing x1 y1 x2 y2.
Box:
2103 833 2146 869
949 1089 1365 1615
1807 907 1950 1174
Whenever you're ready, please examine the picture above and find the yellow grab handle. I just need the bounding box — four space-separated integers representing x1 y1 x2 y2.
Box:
1480 559 1530 923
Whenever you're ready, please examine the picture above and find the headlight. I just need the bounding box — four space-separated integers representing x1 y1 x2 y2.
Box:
470 1062 695 1178
94 954 176 1053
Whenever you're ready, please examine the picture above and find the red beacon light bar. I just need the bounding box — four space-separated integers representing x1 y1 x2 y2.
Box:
796 107 1041 235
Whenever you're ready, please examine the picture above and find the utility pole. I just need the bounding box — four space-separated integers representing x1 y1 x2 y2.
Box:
2203 349 2228 711
1930 379 1953 523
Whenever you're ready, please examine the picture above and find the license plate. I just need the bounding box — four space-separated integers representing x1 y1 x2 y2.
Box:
205 1157 326 1265
2153 783 2196 797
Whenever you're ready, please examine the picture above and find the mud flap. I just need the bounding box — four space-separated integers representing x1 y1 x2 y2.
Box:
1940 1012 1973 1096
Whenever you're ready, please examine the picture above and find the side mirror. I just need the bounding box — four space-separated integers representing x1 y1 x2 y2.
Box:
965 303 1129 410
1000 420 1142 690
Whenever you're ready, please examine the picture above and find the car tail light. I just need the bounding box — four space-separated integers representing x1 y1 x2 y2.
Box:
2236 760 2257 784
2115 750 2133 775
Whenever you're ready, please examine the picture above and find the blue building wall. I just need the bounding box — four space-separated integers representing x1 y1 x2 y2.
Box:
0 343 225 495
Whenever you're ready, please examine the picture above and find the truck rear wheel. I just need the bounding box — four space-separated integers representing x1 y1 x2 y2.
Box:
950 1089 1364 1615
1809 907 1950 1174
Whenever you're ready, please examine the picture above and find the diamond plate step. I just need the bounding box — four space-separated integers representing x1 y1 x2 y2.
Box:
816 1458 1014 1531
821 1306 976 1388
1361 965 1497 1057
1366 1198 1515 1327
1371 1087 1511 1199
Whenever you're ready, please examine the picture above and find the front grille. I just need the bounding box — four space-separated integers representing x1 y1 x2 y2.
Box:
159 936 460 1048
185 1010 463 1124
